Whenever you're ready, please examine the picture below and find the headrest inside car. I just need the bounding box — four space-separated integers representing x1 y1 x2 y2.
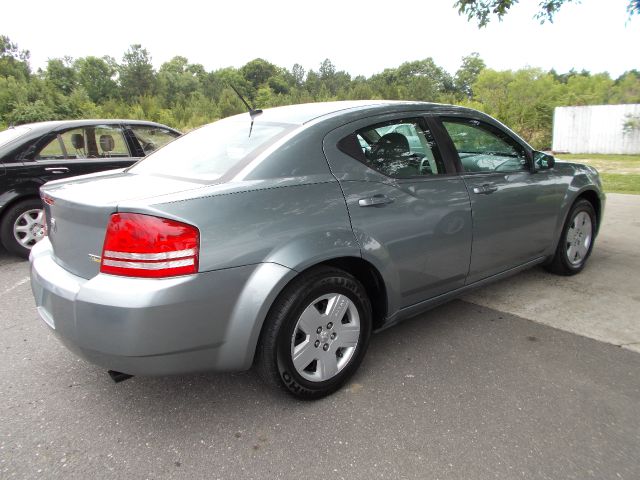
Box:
71 133 85 149
100 135 115 152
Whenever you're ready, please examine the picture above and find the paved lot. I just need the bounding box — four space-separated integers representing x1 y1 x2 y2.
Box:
1 194 639 479
462 193 640 352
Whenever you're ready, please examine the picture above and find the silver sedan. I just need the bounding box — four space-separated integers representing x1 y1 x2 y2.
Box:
30 101 604 399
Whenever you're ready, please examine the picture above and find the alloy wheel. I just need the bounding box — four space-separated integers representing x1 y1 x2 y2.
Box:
290 293 360 382
566 211 592 266
13 208 45 248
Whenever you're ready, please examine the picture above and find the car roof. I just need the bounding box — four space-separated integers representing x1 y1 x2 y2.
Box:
248 100 473 126
13 119 177 133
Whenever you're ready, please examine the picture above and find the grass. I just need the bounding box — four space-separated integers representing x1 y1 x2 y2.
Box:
555 154 640 194
599 173 640 194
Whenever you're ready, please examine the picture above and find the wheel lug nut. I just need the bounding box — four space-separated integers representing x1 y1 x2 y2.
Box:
330 332 336 339
323 343 329 351
314 340 320 348
327 322 333 329
316 327 322 334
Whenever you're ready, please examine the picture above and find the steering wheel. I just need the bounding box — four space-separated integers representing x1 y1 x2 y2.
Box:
494 158 521 172
141 141 156 153
419 157 433 175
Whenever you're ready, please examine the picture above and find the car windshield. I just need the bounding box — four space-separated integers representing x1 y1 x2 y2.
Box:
0 126 31 147
129 116 294 181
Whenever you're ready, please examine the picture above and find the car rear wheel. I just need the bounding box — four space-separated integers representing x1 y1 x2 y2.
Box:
0 199 46 259
255 266 372 399
545 199 596 276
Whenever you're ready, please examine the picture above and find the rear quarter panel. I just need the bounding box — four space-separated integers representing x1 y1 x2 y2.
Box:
120 176 361 273
118 176 361 370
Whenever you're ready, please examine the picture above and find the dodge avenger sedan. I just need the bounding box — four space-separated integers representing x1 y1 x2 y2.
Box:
29 101 604 399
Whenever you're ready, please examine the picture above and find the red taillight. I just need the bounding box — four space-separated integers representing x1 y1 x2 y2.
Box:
100 213 199 278
40 193 52 236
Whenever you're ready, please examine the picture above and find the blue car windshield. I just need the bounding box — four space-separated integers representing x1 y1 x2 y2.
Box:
130 115 294 181
0 126 31 148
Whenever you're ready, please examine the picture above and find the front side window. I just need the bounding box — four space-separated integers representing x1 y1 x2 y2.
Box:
340 119 446 178
36 125 129 160
129 116 294 181
129 125 179 155
442 119 528 173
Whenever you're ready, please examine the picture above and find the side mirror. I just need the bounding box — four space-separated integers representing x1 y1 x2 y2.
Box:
533 151 555 170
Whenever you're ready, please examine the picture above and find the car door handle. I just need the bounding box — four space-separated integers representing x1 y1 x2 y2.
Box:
472 184 498 195
44 167 69 174
358 194 394 207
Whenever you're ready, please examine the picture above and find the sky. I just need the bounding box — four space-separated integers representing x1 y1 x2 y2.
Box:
1 0 638 78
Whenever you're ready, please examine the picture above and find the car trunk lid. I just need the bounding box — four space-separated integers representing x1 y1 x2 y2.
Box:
41 171 205 279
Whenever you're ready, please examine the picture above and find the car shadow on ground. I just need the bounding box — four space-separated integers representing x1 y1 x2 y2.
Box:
43 299 469 413
0 246 25 267
38 293 629 421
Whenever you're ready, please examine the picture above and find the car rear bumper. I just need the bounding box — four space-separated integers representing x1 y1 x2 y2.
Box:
29 238 295 375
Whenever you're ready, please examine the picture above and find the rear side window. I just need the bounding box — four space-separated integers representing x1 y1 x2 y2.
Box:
129 125 179 156
339 118 446 178
36 125 129 160
130 116 294 181
442 119 528 173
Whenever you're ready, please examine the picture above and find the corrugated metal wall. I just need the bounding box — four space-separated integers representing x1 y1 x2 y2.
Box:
552 104 640 154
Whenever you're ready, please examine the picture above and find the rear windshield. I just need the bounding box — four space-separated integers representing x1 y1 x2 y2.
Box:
0 126 31 147
129 116 294 181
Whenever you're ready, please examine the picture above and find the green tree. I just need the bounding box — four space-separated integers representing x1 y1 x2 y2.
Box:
5 38 640 144
348 80 377 100
241 58 278 90
7 100 55 125
119 44 156 102
454 53 486 99
455 0 639 26
0 35 30 80
610 71 640 104
75 56 117 103
291 64 305 87
268 74 290 95
217 87 245 117
44 57 77 96
473 68 563 148
157 56 200 106
396 59 453 101
563 73 613 106
305 69 321 97
0 76 29 121
319 59 336 79
213 67 254 102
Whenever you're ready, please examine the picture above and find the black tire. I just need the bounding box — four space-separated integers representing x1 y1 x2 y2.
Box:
0 198 45 259
255 266 372 400
545 199 597 276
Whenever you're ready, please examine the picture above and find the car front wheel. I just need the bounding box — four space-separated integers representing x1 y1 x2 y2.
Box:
0 199 46 259
546 199 596 275
256 266 372 399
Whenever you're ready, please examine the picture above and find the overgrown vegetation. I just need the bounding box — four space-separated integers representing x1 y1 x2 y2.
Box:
1 35 640 150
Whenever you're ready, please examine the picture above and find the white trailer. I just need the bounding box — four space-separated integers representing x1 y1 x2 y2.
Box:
552 104 640 154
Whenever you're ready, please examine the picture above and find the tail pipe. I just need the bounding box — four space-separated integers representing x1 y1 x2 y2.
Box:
108 370 134 383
